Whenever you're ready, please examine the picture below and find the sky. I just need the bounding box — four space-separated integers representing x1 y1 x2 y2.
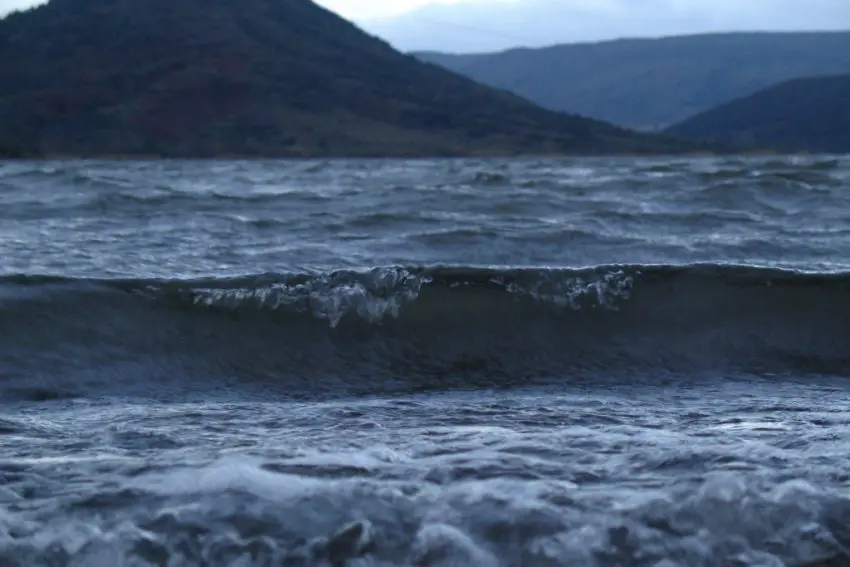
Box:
316 0 459 20
2 0 850 53
353 0 850 52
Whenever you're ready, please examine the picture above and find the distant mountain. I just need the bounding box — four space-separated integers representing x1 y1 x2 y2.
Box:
0 0 702 158
665 74 850 153
416 32 850 131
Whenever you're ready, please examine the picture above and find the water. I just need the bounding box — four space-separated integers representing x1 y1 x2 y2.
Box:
1 155 849 566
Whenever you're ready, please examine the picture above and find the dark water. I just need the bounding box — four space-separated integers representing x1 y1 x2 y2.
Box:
1 156 850 566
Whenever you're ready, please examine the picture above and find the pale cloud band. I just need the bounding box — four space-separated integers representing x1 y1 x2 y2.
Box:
315 0 446 20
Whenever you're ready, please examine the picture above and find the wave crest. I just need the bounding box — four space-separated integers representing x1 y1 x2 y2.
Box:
1 264 848 400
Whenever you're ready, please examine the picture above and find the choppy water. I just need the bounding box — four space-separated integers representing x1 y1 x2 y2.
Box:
1 156 850 566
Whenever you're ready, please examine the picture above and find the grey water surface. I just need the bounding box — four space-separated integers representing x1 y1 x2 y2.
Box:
1 156 850 566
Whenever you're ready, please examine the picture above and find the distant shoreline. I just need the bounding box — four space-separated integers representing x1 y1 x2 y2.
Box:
1 149 789 160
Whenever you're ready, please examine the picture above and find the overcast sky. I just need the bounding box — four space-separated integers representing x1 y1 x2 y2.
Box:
354 0 850 53
3 0 850 53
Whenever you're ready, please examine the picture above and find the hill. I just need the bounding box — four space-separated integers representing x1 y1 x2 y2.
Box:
416 32 850 131
0 142 38 158
0 0 702 158
665 74 850 153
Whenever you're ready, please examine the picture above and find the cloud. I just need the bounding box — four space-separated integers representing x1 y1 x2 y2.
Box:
360 0 850 53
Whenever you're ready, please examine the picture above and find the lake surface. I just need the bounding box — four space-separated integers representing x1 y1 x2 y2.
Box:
1 156 849 566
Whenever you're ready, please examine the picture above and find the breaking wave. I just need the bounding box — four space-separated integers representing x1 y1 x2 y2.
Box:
1 263 848 400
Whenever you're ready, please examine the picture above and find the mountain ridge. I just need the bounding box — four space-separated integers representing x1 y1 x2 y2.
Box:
415 31 850 130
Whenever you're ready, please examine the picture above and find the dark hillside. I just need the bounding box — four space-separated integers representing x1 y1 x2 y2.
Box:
0 0 701 157
665 74 850 153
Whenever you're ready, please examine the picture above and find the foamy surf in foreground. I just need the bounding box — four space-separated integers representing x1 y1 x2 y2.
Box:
4 386 850 567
